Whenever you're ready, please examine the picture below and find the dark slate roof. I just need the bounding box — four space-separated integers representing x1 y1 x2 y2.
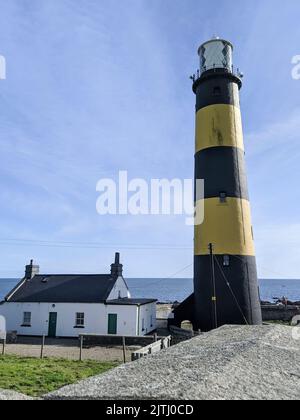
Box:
6 274 118 303
107 298 157 306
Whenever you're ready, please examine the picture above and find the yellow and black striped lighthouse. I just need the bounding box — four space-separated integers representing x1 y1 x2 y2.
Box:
171 37 262 331
193 37 262 331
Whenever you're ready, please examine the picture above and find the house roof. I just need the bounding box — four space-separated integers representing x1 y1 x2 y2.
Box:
107 298 157 306
6 274 119 304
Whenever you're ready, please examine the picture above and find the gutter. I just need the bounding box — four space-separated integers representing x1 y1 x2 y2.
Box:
5 277 27 302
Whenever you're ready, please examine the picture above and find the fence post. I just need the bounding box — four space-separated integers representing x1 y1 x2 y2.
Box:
1 339 5 356
40 335 45 359
154 333 158 342
79 335 83 362
122 336 126 363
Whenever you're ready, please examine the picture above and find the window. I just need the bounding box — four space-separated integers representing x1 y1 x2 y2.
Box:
213 86 221 96
75 313 85 327
23 312 31 326
142 318 145 332
223 255 230 267
220 192 227 203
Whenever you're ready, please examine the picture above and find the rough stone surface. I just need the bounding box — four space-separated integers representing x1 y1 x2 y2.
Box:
45 325 300 400
0 389 33 400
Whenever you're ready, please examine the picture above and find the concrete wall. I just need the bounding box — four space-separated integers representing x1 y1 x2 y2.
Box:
0 301 155 338
82 334 159 348
262 305 300 322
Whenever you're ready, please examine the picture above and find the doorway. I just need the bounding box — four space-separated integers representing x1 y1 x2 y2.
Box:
48 312 57 338
107 314 118 335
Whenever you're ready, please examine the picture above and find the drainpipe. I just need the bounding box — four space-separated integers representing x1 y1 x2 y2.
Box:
137 306 141 336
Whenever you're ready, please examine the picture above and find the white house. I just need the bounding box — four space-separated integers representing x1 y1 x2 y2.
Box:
0 254 157 338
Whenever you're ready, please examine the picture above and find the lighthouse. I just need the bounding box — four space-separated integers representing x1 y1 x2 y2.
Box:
171 38 262 331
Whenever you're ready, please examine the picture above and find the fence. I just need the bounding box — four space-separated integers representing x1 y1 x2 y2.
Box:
131 336 172 361
79 333 161 348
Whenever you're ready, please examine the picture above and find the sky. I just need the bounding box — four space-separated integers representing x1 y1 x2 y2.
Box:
0 0 299 279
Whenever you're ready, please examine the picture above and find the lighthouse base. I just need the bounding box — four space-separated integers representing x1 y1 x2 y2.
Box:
168 293 196 330
193 255 263 332
169 254 263 332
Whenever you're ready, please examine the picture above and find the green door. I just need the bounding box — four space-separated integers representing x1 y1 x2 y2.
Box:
108 314 118 335
48 313 57 338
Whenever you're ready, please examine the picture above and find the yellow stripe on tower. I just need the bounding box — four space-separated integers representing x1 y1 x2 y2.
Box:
195 197 255 256
196 104 244 153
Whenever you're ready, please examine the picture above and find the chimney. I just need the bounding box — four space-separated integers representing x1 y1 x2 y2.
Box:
25 259 40 280
110 253 123 278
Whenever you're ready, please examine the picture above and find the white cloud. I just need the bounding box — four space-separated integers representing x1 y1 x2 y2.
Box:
245 108 300 159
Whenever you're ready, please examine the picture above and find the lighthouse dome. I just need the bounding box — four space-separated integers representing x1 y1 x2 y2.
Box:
198 38 233 75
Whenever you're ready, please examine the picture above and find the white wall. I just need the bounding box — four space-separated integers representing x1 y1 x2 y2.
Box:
137 302 157 336
107 276 131 300
0 301 156 338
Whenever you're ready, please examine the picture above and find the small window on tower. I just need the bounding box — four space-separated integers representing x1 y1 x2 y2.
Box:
220 192 227 203
213 86 221 96
223 255 230 267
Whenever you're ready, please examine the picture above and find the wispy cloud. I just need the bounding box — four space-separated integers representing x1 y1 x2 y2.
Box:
244 109 300 278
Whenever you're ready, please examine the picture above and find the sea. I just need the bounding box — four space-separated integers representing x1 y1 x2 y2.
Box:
0 278 300 304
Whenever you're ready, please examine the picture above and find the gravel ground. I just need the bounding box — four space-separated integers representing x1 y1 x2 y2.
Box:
0 389 34 400
46 325 300 400
4 338 136 362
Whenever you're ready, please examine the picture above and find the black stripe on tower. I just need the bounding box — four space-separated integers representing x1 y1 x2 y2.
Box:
195 147 249 200
194 73 242 112
194 255 262 332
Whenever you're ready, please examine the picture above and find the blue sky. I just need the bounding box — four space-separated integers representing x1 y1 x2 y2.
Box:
0 0 299 279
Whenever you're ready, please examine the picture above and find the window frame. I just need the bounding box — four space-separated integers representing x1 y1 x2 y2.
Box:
213 86 221 96
223 255 230 267
22 312 32 327
219 192 227 203
75 312 85 328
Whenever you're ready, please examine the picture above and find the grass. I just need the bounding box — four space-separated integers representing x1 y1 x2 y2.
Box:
0 355 119 397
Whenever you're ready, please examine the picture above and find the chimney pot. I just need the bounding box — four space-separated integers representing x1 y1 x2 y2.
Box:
25 259 40 280
111 252 123 279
